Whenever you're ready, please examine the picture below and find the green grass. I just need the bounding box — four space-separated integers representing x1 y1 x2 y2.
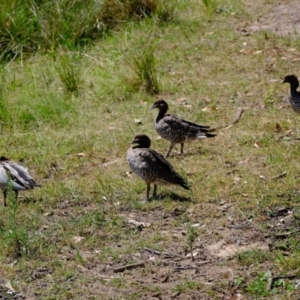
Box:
1 0 300 298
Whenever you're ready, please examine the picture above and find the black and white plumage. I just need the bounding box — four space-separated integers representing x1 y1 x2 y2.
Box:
281 75 300 113
151 99 216 158
0 156 41 206
127 134 189 201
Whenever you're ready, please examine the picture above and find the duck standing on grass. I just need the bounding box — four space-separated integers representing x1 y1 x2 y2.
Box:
151 99 216 158
281 75 300 113
0 156 41 207
127 134 189 201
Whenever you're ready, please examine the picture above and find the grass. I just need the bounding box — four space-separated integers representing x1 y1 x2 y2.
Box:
1 0 300 298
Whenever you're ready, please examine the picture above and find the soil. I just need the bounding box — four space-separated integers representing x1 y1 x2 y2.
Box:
245 0 300 36
2 0 300 299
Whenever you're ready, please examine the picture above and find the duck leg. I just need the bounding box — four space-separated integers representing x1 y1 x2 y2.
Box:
145 184 151 201
152 185 157 199
165 143 174 158
3 191 7 207
180 143 184 155
3 190 18 207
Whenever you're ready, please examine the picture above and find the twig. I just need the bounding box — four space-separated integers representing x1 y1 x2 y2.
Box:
273 274 298 280
266 272 273 291
272 171 287 180
143 247 183 259
144 247 162 255
266 273 298 291
209 107 244 132
274 228 300 238
113 262 145 273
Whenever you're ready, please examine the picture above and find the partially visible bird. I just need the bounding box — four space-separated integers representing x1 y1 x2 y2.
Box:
281 75 300 113
0 156 41 207
151 99 216 158
127 134 189 201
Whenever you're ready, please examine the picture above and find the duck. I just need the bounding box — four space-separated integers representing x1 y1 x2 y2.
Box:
127 134 189 201
0 156 41 206
281 75 300 113
151 99 216 158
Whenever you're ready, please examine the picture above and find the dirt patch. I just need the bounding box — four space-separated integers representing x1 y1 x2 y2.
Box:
245 0 300 36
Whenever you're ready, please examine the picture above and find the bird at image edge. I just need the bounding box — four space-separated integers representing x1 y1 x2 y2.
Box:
281 75 300 113
0 156 41 207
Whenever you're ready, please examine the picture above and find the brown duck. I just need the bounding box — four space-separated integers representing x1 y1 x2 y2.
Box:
127 134 189 201
282 75 300 113
151 99 216 158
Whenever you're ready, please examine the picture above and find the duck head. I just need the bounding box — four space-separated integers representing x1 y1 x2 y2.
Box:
130 134 151 148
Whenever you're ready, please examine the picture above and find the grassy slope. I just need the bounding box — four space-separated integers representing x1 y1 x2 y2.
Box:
1 0 300 298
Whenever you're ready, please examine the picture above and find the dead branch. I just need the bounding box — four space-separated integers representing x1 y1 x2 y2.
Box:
144 247 162 255
266 273 298 291
272 171 287 180
143 247 183 259
274 228 300 238
208 107 244 132
113 262 145 273
266 274 273 291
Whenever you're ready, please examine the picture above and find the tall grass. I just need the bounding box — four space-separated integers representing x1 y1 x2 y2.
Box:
133 48 160 95
0 0 169 63
0 70 11 131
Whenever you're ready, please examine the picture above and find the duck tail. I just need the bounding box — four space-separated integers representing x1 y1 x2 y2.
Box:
180 180 190 190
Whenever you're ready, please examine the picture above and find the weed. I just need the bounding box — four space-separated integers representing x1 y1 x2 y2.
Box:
132 47 160 95
55 54 82 95
237 249 271 266
2 187 30 258
0 70 11 130
186 223 197 261
201 0 217 15
174 280 203 293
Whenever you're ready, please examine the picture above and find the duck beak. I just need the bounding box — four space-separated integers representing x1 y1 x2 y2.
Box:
281 79 286 84
130 139 137 144
150 104 157 110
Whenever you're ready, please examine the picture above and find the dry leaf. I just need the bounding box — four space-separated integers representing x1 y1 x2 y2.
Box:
134 119 142 125
127 218 151 227
76 152 85 157
201 107 209 112
254 142 260 148
126 171 132 178
71 236 84 244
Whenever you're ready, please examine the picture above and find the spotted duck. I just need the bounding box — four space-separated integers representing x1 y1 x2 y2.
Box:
151 99 216 158
127 134 189 201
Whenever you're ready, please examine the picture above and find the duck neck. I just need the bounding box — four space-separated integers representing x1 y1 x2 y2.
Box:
156 106 168 122
290 82 299 96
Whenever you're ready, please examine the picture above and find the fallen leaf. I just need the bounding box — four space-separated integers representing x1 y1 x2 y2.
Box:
134 119 142 125
72 236 84 244
76 152 85 157
127 218 151 227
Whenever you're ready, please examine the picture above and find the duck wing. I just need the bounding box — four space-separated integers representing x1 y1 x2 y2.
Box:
6 161 41 187
0 164 29 190
148 149 189 189
1 161 40 190
166 114 211 130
